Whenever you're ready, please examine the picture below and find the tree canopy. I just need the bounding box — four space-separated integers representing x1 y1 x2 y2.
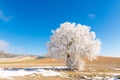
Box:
47 22 101 71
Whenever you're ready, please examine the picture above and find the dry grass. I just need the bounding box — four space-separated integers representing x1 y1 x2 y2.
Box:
85 56 120 71
0 57 65 68
0 56 120 80
13 75 69 80
0 56 120 70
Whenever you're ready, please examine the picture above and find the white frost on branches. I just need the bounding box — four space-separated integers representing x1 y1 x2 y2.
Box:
47 22 101 71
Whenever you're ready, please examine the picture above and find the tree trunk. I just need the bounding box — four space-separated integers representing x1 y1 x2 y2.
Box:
66 53 76 70
66 54 84 71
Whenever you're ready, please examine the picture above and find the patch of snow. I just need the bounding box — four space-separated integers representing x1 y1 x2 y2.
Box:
29 66 68 69
37 69 64 76
103 76 119 80
93 76 103 80
0 66 68 80
112 68 120 71
0 66 120 80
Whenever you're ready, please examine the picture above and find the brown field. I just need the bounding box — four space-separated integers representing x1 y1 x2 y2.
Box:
0 56 120 70
85 56 120 71
0 56 120 80
0 57 65 68
13 76 69 80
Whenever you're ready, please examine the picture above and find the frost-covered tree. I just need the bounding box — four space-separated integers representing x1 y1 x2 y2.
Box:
47 22 101 71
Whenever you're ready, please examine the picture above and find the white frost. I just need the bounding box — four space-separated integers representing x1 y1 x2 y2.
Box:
47 22 101 71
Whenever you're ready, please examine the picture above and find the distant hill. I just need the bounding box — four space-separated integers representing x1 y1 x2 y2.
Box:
0 51 18 58
0 51 39 58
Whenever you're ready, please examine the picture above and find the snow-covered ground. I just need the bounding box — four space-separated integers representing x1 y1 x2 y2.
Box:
0 66 68 80
0 66 120 80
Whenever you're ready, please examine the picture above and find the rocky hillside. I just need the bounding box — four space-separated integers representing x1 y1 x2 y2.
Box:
0 51 18 58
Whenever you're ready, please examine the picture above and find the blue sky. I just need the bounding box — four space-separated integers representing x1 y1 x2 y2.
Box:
0 0 120 56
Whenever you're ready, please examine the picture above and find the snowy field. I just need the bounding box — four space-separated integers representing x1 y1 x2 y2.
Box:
0 66 68 80
0 66 120 80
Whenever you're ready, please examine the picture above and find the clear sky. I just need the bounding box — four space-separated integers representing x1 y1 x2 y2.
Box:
0 0 120 56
